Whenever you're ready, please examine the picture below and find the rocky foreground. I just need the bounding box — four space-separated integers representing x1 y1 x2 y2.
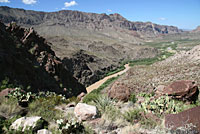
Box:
0 32 200 133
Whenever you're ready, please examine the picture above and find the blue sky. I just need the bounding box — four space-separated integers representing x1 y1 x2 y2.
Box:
0 0 199 29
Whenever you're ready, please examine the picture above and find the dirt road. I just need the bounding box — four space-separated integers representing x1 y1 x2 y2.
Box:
86 64 130 93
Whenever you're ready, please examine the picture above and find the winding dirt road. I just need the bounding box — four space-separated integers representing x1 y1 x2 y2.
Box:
86 64 130 93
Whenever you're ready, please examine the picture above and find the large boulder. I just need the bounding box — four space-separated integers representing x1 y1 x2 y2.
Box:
10 116 46 131
74 103 97 121
161 80 199 101
165 106 200 133
108 82 131 102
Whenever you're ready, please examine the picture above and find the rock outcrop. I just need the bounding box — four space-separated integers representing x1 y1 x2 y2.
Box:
165 106 200 133
108 82 131 102
10 116 46 132
160 80 199 101
192 26 200 33
0 22 86 97
74 103 97 121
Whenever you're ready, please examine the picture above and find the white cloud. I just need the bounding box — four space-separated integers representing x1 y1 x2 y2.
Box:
64 1 77 8
107 9 112 12
159 17 167 21
0 0 10 3
22 0 36 5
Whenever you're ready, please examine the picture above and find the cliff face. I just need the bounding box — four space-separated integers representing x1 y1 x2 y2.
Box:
0 22 86 97
192 26 200 33
0 6 182 38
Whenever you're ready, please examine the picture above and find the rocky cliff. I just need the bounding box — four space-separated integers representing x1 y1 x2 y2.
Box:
0 21 86 97
0 6 171 86
192 26 200 33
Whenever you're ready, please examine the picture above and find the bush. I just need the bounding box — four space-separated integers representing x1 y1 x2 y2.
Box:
123 109 142 123
83 76 119 103
129 94 137 103
0 97 22 118
140 95 197 116
57 119 85 134
27 96 63 122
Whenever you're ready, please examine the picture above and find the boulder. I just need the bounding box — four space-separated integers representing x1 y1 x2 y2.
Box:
74 103 97 121
165 106 200 133
37 129 52 134
0 88 15 97
108 82 131 102
10 116 46 131
162 80 199 101
77 92 86 101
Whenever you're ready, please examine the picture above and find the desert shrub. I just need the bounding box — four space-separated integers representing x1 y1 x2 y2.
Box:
140 117 157 129
123 109 157 128
0 115 21 133
27 96 63 122
105 65 125 76
83 76 119 103
0 77 16 91
82 93 99 104
7 87 33 104
140 95 197 116
123 109 142 123
0 97 22 118
129 94 137 103
57 119 85 134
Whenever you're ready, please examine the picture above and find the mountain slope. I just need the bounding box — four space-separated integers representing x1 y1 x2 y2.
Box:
0 21 86 97
0 6 181 86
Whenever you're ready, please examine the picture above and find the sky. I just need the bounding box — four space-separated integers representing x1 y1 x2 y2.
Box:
0 0 199 29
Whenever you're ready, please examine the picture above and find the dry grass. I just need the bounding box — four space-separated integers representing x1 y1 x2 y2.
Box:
0 97 23 118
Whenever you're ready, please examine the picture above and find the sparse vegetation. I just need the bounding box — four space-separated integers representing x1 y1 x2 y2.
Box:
140 95 198 116
83 76 119 103
129 51 174 67
105 65 125 77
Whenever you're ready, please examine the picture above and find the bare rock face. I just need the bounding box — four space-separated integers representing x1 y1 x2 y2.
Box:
74 103 97 121
162 80 199 101
108 82 131 102
10 116 46 132
165 106 200 133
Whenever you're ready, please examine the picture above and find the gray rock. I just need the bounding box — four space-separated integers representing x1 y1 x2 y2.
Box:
37 129 52 134
10 116 45 131
74 103 97 121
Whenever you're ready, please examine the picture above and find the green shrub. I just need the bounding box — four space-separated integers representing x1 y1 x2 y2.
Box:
0 77 16 91
0 115 21 133
123 109 142 123
57 119 85 134
105 65 125 77
0 97 22 118
83 76 120 103
129 94 137 103
82 93 99 104
140 95 197 116
27 96 63 122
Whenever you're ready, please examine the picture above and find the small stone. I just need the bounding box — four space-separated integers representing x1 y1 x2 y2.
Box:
37 129 52 134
